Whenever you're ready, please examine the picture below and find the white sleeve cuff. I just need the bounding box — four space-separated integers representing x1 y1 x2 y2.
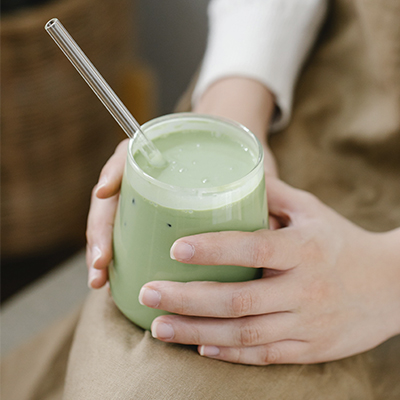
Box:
192 0 328 131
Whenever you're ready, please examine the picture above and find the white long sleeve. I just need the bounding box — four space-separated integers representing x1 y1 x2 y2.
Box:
192 0 328 131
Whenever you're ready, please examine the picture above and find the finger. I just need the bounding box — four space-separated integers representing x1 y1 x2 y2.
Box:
268 215 281 230
265 176 320 219
150 312 296 348
139 277 297 318
86 190 119 269
170 228 303 270
199 340 308 365
95 139 128 199
88 264 108 289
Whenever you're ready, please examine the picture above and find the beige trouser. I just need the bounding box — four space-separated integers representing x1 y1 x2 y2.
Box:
61 289 400 399
2 287 399 400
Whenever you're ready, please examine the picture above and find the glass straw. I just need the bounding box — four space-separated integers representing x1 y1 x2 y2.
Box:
45 18 166 167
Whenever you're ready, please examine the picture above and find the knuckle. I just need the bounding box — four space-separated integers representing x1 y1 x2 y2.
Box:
173 284 191 315
302 279 331 305
298 189 320 206
262 346 280 365
250 239 270 267
300 236 324 265
85 226 95 246
201 232 227 264
235 347 246 363
310 280 330 302
175 294 187 315
237 322 263 347
186 324 202 344
297 190 324 216
225 347 247 364
230 290 254 317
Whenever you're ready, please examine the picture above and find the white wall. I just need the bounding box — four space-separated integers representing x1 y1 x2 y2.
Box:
136 0 209 115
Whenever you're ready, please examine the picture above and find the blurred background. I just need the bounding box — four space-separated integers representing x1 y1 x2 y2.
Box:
1 0 208 355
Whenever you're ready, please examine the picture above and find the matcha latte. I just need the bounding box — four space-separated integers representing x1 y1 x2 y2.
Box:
110 114 268 330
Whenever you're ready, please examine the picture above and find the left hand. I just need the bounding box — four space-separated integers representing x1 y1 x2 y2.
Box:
86 76 277 288
139 176 400 365
86 139 128 289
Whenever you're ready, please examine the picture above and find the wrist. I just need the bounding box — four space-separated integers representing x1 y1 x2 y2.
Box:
193 77 275 145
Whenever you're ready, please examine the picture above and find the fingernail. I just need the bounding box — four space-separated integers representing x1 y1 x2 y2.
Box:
199 345 220 357
170 241 194 261
138 287 161 308
88 267 103 289
95 177 108 196
91 246 102 269
151 320 174 340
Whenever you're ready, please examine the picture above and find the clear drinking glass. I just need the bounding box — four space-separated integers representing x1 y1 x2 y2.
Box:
109 113 268 330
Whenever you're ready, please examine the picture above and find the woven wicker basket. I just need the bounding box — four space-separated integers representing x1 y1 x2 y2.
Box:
1 0 132 257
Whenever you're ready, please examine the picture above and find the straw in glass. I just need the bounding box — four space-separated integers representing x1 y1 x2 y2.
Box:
45 18 166 168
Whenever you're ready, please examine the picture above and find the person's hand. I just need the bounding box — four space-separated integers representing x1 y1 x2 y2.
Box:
86 77 278 287
86 139 128 289
139 176 400 365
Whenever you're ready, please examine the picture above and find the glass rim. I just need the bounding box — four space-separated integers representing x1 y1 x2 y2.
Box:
127 112 264 194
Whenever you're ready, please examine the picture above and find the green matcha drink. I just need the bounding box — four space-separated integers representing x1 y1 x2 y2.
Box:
110 113 268 330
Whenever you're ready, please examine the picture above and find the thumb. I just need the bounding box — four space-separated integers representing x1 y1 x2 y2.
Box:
265 177 316 221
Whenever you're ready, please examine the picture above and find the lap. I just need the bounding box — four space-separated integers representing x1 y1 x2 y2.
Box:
63 288 400 400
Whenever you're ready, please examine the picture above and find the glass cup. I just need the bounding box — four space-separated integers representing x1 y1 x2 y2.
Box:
109 113 268 330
